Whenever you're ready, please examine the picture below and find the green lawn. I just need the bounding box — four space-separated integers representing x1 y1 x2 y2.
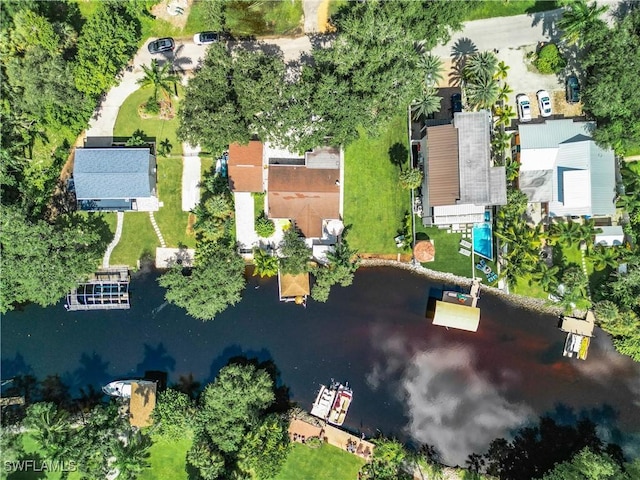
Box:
107 212 159 267
224 0 304 36
113 85 183 156
3 434 82 480
344 116 410 254
415 225 475 278
184 0 212 35
155 158 196 248
139 435 191 480
463 0 558 21
275 443 364 480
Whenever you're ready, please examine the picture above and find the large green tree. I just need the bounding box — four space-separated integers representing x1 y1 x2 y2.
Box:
152 388 196 439
74 2 140 98
579 7 640 153
558 0 608 46
539 447 628 480
158 243 246 321
311 239 360 302
187 363 284 478
278 228 311 275
0 206 107 313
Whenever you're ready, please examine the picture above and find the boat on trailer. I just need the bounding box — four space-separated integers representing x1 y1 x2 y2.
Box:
102 379 156 399
310 381 353 426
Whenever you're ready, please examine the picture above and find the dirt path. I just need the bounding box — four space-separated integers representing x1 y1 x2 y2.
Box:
151 0 192 30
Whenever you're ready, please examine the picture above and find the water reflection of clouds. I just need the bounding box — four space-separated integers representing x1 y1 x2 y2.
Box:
367 327 533 465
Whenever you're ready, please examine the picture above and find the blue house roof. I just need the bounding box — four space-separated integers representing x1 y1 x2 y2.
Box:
74 148 155 200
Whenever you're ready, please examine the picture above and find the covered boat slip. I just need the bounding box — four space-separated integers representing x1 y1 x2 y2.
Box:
560 311 595 360
66 266 131 311
432 300 481 332
129 381 157 428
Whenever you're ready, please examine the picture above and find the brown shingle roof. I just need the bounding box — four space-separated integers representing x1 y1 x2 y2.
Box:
228 141 263 192
426 124 460 206
268 166 339 238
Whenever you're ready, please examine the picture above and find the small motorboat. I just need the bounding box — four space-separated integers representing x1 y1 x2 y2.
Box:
102 379 155 399
310 380 353 426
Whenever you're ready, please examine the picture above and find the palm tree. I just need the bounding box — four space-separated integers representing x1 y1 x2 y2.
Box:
617 193 640 212
466 72 500 110
532 263 560 293
491 131 512 154
110 431 152 480
137 59 179 103
411 88 442 120
417 53 443 87
590 245 618 271
550 220 583 246
497 83 514 103
558 0 608 46
494 60 510 81
464 51 498 81
505 157 520 183
252 247 279 278
494 105 516 127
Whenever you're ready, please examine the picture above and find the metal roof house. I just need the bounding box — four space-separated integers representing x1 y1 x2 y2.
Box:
73 147 158 212
422 111 506 226
517 119 616 218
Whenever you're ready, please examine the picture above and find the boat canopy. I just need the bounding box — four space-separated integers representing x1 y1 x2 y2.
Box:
432 300 480 332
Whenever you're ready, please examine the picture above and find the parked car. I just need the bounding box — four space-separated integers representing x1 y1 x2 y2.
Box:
193 31 219 45
566 75 580 103
148 37 175 54
516 94 532 122
451 93 463 114
536 90 552 117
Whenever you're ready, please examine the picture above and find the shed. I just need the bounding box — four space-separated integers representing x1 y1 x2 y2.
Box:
594 226 624 247
432 300 480 332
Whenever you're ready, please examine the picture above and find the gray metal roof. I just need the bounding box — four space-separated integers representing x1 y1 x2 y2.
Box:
518 119 595 149
74 148 155 200
454 111 506 206
519 120 615 216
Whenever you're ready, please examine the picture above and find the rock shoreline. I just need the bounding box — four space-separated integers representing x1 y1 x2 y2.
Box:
360 259 564 316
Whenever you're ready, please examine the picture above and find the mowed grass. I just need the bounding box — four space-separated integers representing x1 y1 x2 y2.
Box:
139 435 191 480
463 0 559 21
344 116 410 254
5 434 82 480
184 0 212 35
155 158 196 248
114 85 183 156
108 212 159 267
224 0 304 36
275 443 365 480
415 226 474 278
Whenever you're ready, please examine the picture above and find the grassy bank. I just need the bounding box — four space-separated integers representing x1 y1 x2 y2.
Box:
464 0 558 21
275 443 364 480
343 116 410 254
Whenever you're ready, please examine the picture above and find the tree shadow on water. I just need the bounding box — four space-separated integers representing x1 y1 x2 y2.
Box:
388 142 408 171
136 343 176 376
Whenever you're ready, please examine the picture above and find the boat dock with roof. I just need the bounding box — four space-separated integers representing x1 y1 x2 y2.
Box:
65 266 130 311
560 311 595 360
432 279 481 332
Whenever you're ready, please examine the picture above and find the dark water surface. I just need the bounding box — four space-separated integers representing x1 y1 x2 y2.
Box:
2 267 640 464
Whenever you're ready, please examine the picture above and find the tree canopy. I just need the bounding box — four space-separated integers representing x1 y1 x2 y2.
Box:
579 6 640 154
187 362 289 479
159 243 246 321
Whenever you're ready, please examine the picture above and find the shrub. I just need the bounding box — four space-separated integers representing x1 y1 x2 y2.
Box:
255 214 276 238
144 97 160 115
534 44 566 74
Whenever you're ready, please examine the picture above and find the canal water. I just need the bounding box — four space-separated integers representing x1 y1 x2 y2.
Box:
2 267 640 465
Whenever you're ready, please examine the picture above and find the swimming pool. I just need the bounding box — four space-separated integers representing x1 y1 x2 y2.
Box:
473 222 493 260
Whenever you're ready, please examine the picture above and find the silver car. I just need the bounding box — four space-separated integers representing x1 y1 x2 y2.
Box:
516 94 532 122
537 90 552 117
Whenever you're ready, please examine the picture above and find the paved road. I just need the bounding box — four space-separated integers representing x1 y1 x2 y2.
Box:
432 9 564 59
